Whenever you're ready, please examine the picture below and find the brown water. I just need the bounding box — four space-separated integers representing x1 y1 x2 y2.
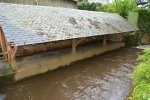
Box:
0 0 76 8
0 48 141 100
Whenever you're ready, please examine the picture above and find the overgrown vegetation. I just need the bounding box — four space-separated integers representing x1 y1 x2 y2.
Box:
111 0 137 17
130 49 150 100
77 0 138 17
137 9 150 34
96 3 114 12
77 0 96 11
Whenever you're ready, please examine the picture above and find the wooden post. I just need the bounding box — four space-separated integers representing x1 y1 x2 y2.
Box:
71 38 85 55
103 35 107 46
0 27 8 60
72 39 76 55
7 43 18 71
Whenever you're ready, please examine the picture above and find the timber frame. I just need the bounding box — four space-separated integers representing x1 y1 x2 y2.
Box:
72 38 85 55
71 35 107 55
0 26 17 70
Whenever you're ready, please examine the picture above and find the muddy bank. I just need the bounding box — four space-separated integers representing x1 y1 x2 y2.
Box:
0 48 141 100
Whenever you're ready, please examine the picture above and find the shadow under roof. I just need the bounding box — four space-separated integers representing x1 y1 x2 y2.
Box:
0 3 138 46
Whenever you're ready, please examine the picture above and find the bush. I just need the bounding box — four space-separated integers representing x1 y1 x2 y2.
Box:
111 0 137 17
96 0 138 18
96 3 114 12
77 0 96 11
77 0 138 18
130 49 150 100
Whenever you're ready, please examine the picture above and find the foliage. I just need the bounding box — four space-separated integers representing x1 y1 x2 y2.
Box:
77 0 96 11
127 9 150 44
148 0 150 9
96 0 138 18
137 9 150 34
111 0 138 17
96 3 114 12
130 49 150 100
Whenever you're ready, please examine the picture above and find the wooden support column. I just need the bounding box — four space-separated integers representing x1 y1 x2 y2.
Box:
7 43 18 71
72 39 76 55
72 38 85 55
103 35 107 46
0 26 17 69
0 27 8 60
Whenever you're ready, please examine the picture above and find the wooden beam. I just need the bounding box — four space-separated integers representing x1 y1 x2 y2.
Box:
0 27 8 60
75 38 85 47
103 35 107 46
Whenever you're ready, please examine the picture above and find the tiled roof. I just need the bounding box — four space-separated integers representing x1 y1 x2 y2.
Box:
0 3 138 46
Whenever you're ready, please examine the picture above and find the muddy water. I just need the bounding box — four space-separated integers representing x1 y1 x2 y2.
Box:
0 48 140 100
0 0 76 8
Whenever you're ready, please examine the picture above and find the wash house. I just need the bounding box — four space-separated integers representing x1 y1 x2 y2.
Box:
0 3 138 72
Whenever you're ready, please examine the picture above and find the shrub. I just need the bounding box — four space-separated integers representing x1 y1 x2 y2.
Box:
96 3 114 12
111 0 137 17
77 0 138 18
77 0 96 11
130 49 150 100
137 9 150 34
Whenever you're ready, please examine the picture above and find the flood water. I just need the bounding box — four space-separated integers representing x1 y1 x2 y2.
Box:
0 48 141 100
0 0 76 8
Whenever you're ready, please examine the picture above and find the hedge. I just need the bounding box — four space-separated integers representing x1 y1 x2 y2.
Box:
130 49 150 100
